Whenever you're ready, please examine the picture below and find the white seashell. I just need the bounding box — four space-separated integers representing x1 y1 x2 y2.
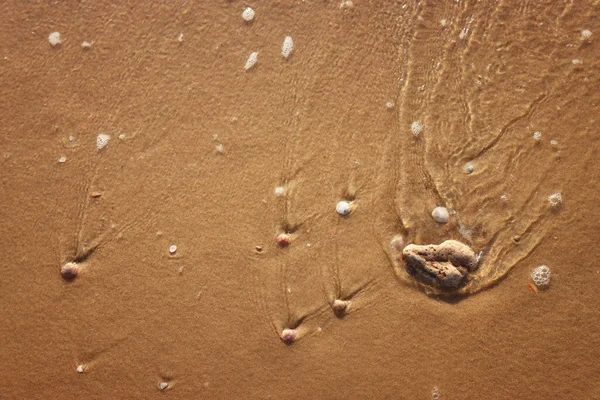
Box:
336 201 353 216
282 36 294 59
244 52 258 71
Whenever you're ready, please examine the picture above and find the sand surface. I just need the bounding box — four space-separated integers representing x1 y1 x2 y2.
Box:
1 1 599 399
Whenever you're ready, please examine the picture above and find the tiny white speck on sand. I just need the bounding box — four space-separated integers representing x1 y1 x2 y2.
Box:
282 36 294 59
159 382 168 391
532 131 542 141
76 365 85 373
58 156 67 163
216 144 224 153
274 186 285 197
81 41 92 49
96 134 110 150
385 101 394 109
581 29 592 40
178 33 184 43
169 245 177 254
411 121 423 137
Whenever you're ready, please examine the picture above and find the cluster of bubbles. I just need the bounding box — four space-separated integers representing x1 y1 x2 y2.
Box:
530 265 551 288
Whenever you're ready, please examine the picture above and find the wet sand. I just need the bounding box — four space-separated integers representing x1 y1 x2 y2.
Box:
1 1 599 399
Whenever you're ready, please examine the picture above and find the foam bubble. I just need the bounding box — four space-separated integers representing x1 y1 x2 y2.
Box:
282 36 294 59
548 193 563 207
48 32 61 47
411 121 422 137
530 265 551 288
244 51 258 71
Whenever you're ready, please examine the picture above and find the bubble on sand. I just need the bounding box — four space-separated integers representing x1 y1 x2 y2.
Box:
274 186 285 197
244 52 258 71
96 134 110 150
531 265 551 288
336 200 353 216
159 382 168 391
431 207 449 224
242 7 255 22
548 193 563 207
410 121 422 137
532 131 542 141
58 156 67 163
581 29 592 40
81 41 92 49
282 36 294 59
76 365 85 373
281 328 297 344
169 245 177 255
61 262 79 281
48 32 61 47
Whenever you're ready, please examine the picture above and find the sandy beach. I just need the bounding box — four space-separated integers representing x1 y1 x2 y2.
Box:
0 1 599 398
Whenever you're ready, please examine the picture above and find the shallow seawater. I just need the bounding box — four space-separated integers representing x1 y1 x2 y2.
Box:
0 1 598 399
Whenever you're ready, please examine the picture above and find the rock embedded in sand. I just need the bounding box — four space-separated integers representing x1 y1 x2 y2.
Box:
244 51 258 71
159 382 168 391
402 240 478 289
96 134 110 150
431 207 449 224
61 262 79 281
282 36 294 59
76 365 85 373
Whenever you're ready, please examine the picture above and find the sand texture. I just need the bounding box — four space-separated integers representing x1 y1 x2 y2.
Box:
1 1 599 399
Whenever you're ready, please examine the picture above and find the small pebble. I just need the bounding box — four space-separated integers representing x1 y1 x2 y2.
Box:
61 262 79 281
48 32 61 47
281 328 297 344
340 0 353 8
274 186 285 197
390 235 404 252
276 233 291 247
159 382 168 391
216 144 224 154
118 134 126 140
550 140 558 146
96 134 110 150
169 245 177 255
385 101 394 109
76 365 85 374
431 206 449 224
242 7 255 22
177 33 184 43
81 41 92 49
336 200 353 216
58 156 67 163
463 163 474 174
532 131 542 141
69 136 76 142
332 299 349 317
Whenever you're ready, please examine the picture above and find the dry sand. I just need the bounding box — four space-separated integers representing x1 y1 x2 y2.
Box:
1 1 599 399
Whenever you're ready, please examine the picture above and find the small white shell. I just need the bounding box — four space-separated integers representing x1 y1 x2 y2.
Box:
431 207 449 224
336 201 353 216
244 51 258 71
282 36 294 59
